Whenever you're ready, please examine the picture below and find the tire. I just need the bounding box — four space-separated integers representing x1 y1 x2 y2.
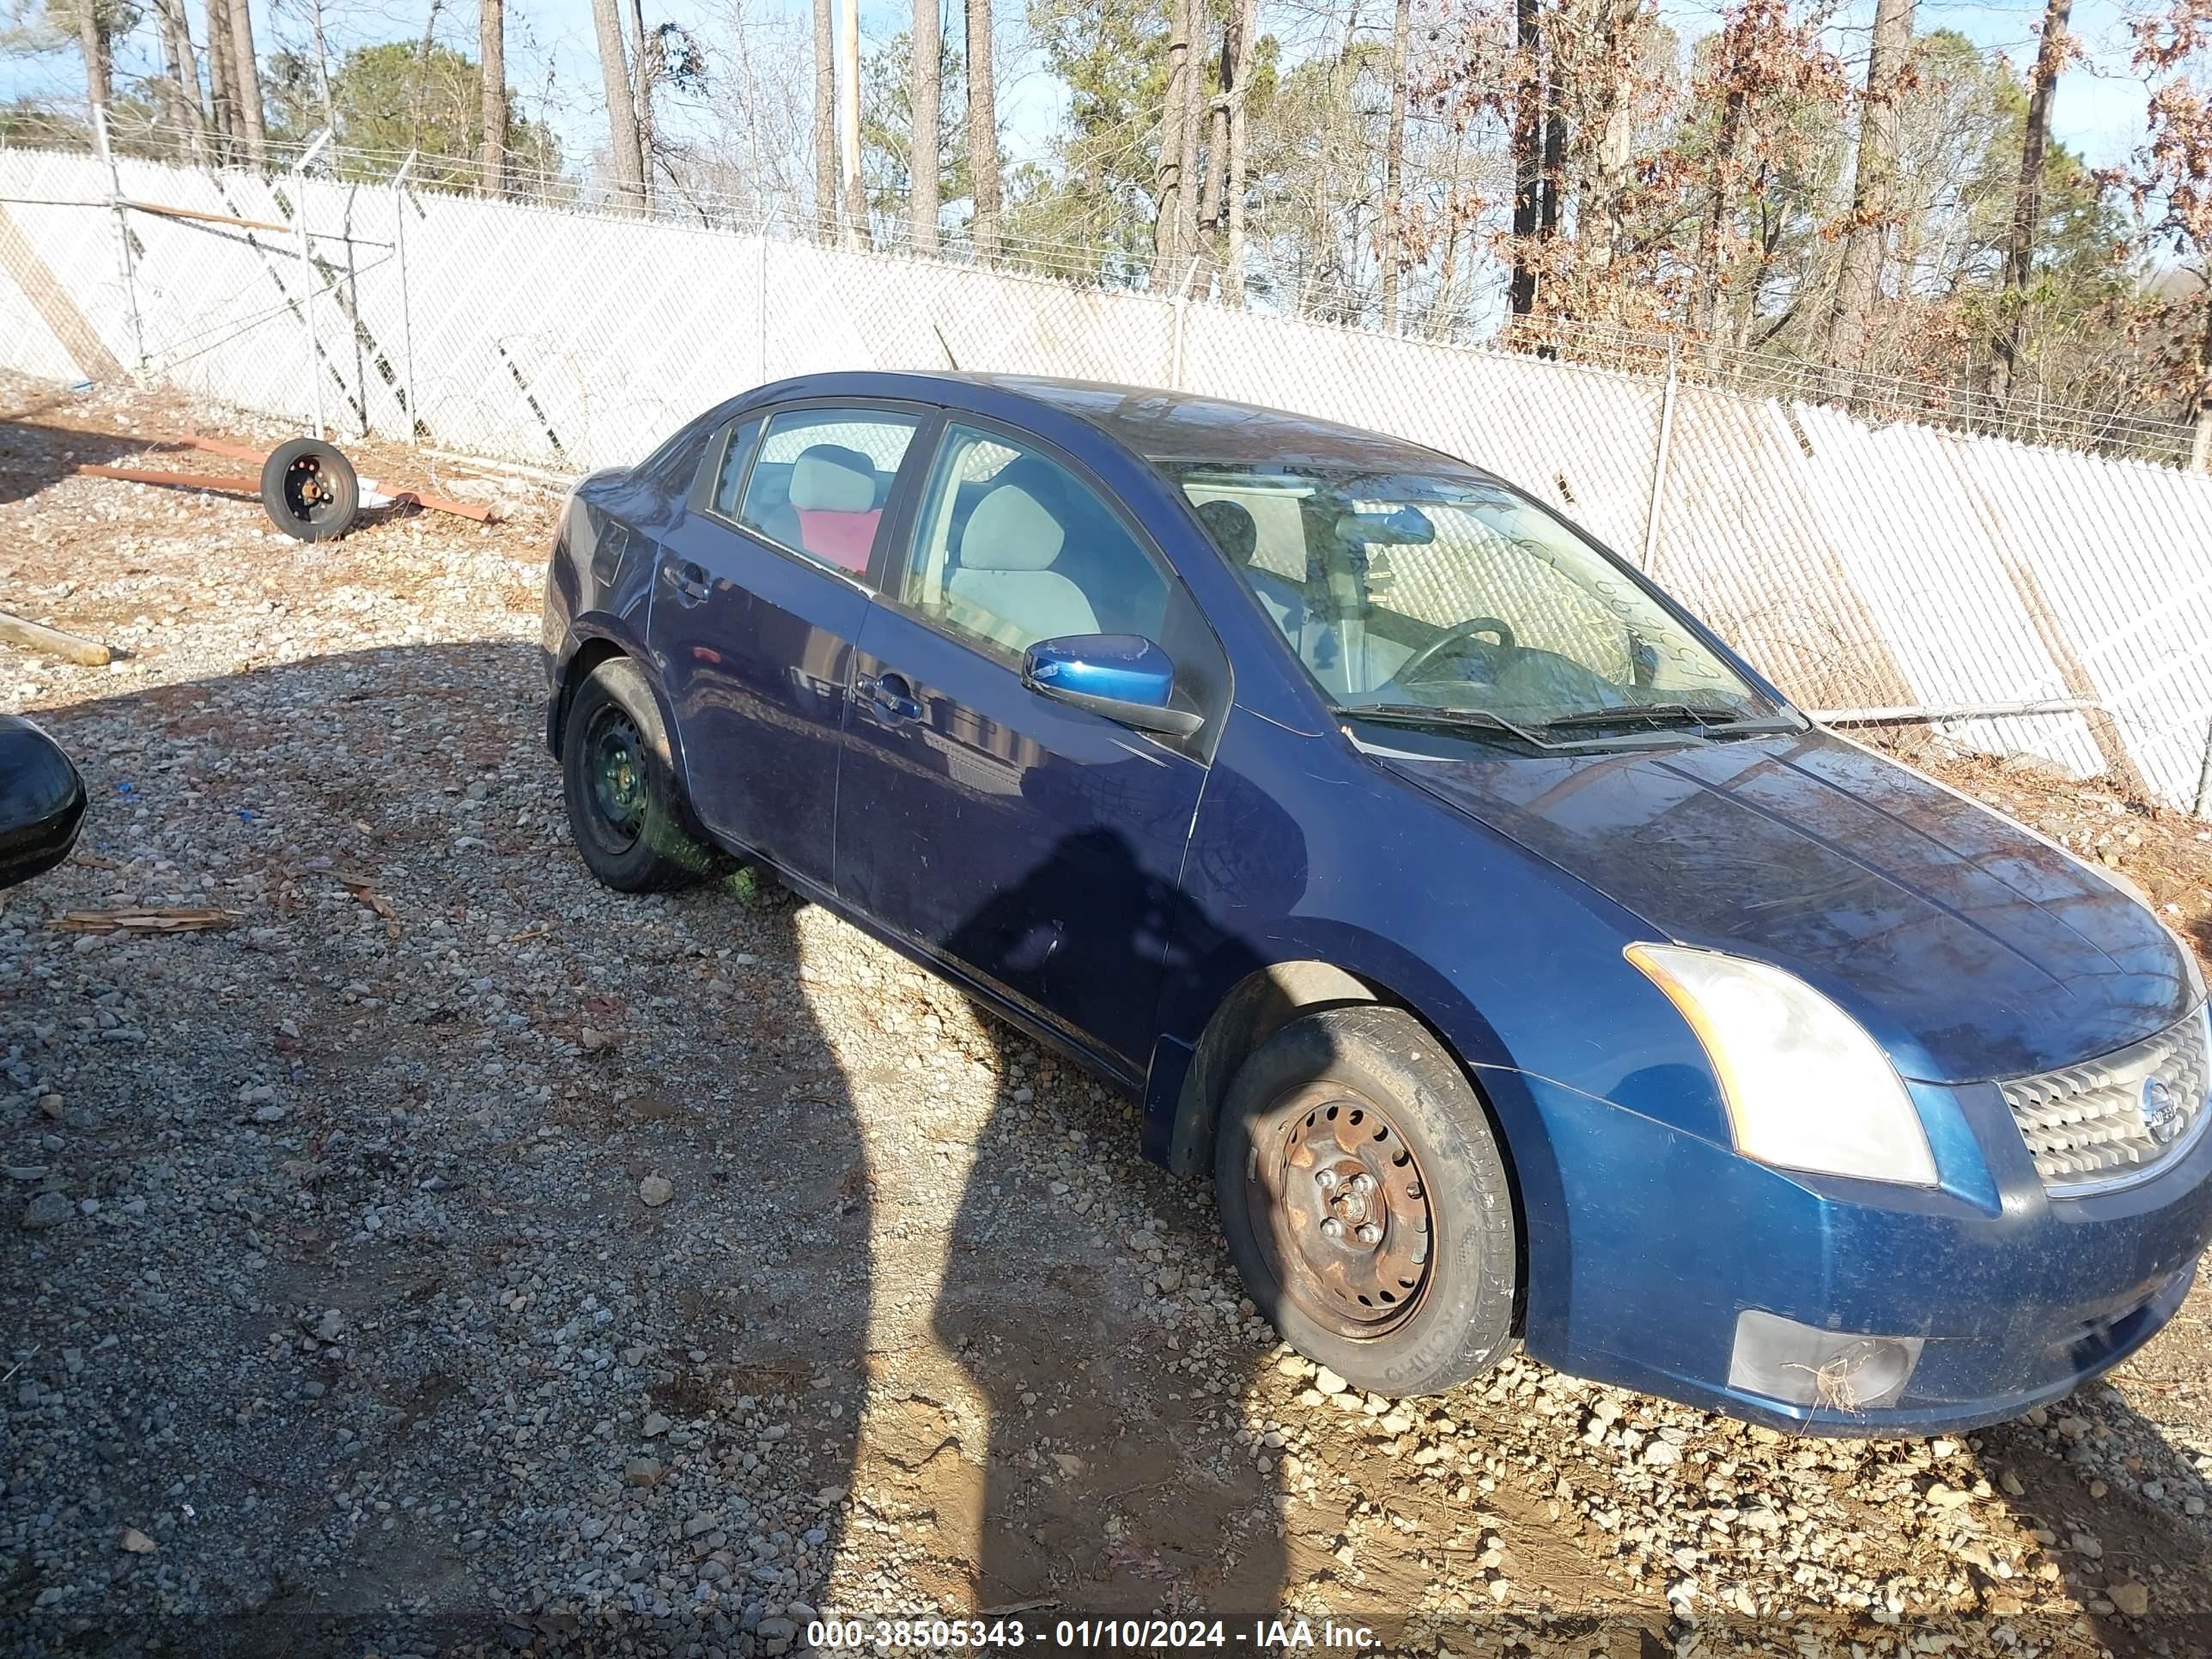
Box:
259 437 360 541
560 657 720 892
1215 1005 1519 1398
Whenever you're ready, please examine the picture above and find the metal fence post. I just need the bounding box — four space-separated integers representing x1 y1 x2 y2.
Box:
1169 256 1199 391
1639 337 1679 572
90 104 145 374
756 233 770 386
2195 716 2212 820
392 150 420 442
289 131 332 438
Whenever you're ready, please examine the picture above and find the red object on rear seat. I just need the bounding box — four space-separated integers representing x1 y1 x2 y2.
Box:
795 508 881 573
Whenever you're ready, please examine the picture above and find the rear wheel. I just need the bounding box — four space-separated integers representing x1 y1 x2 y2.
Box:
1215 1005 1518 1397
561 657 719 891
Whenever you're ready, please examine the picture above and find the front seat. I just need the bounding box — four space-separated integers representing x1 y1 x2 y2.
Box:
946 482 1098 651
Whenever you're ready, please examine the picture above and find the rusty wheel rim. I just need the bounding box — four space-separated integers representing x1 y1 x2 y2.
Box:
1247 1081 1433 1340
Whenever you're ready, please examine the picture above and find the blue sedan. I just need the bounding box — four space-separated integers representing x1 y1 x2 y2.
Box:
541 372 2212 1431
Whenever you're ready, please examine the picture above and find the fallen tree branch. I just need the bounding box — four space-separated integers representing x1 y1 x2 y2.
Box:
0 608 112 666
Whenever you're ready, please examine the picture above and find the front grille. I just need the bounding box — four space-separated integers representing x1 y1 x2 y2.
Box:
2002 1006 2209 1191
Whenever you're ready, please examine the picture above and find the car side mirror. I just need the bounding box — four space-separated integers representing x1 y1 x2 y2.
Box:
1022 635 1204 739
0 716 86 890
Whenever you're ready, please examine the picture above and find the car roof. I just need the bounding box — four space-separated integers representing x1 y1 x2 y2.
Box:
901 373 1491 478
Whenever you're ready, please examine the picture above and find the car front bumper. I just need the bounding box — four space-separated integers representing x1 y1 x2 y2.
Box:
1513 1072 2212 1435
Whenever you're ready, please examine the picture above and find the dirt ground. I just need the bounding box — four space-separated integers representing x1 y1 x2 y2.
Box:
2 375 2209 1658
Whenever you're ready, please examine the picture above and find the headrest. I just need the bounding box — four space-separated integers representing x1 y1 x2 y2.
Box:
960 484 1065 572
1195 497 1257 562
789 444 877 512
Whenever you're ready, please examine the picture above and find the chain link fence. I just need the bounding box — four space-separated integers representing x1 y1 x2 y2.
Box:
4 130 2212 815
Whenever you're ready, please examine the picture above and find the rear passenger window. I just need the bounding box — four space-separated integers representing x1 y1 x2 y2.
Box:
735 408 919 576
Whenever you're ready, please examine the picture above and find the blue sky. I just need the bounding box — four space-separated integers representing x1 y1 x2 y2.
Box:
0 0 2160 179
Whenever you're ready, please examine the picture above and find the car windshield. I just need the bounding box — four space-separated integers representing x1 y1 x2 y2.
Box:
1160 460 1784 735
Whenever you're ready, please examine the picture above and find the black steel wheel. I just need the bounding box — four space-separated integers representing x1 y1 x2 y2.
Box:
559 657 720 892
259 437 360 542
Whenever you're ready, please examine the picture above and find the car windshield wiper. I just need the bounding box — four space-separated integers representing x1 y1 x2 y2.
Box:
1540 703 1796 736
1341 702 1557 749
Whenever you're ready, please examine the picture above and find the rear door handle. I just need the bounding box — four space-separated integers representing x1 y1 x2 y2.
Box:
664 561 711 605
857 672 922 723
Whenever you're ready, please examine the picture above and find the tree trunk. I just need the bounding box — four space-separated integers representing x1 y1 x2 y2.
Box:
155 0 210 162
1822 0 1917 397
76 0 112 115
2194 306 2212 474
1696 64 1749 350
591 0 647 209
1380 0 1412 331
1173 0 1204 285
1151 0 1193 287
1510 0 1544 320
910 0 941 253
1224 0 1254 302
204 0 237 157
811 0 836 240
307 0 337 131
1195 17 1230 271
227 0 266 166
1989 0 2070 402
480 0 507 196
627 0 659 204
967 0 1000 262
838 0 863 246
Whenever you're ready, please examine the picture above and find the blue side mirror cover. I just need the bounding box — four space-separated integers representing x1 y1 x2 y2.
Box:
1023 635 1203 739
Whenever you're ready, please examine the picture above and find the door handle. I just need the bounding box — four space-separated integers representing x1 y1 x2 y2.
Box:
857 672 922 724
664 561 711 605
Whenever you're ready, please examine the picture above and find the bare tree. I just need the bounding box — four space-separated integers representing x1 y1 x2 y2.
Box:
1823 0 1917 392
838 0 863 246
204 0 236 153
1151 0 1194 285
967 0 1000 261
1510 0 1543 318
627 0 660 202
480 0 508 196
306 0 337 131
227 0 266 164
1989 0 2073 399
73 0 112 114
592 0 648 208
911 0 942 252
153 0 210 161
1224 0 1255 301
1380 0 1412 331
812 0 836 240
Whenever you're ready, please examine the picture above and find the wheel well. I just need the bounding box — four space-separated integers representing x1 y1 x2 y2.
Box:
551 638 628 758
1168 959 1530 1328
1165 961 1377 1179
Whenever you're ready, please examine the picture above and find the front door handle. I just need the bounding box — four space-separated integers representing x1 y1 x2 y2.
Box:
664 561 711 605
857 672 922 723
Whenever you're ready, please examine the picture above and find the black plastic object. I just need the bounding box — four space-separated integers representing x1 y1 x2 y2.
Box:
0 715 85 890
259 437 360 541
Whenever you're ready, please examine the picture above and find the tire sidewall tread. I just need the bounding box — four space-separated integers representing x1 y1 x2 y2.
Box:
1216 1004 1518 1399
560 658 719 892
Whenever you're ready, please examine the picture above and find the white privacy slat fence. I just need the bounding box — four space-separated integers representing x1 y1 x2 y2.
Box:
4 146 2211 813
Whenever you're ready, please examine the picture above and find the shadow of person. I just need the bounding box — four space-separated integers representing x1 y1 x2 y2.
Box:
0 638 873 1656
933 822 1288 1627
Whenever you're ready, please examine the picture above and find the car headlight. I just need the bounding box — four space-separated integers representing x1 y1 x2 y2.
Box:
1626 943 1938 1187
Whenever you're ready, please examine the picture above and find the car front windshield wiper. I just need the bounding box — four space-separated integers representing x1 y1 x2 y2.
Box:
1341 702 1559 750
1540 702 1797 736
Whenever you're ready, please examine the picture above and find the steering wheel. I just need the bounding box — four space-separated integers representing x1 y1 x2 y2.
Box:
1396 616 1518 685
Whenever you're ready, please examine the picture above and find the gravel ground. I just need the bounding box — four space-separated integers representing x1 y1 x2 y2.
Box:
3 375 2210 1658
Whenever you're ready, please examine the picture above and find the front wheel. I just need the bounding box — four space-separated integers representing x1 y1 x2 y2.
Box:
1215 1005 1519 1398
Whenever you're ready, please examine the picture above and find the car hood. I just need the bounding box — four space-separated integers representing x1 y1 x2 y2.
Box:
1378 728 2194 1083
